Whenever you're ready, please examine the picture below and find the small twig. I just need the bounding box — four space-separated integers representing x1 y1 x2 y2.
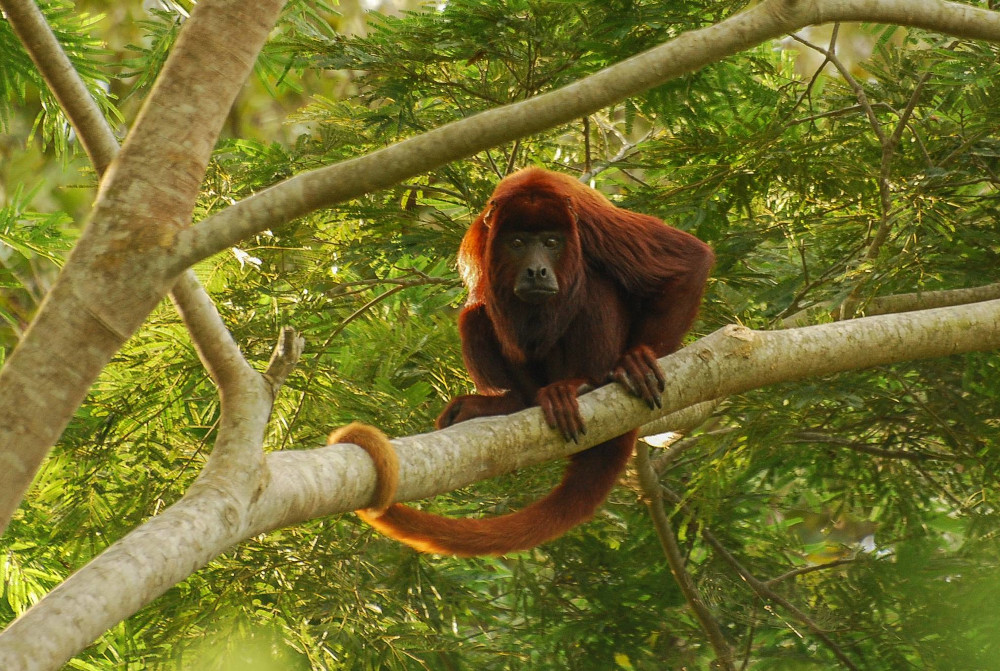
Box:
278 274 449 449
791 432 958 462
783 24 839 123
331 269 459 292
788 103 894 126
790 30 888 146
765 559 856 586
789 29 904 319
262 326 305 395
505 139 522 175
277 284 408 448
887 370 962 447
912 462 966 510
400 183 467 201
739 611 758 671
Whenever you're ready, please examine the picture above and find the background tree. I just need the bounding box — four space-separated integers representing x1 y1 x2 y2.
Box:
1 0 999 669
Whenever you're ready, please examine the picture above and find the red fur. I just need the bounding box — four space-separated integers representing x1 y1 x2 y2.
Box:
351 167 713 556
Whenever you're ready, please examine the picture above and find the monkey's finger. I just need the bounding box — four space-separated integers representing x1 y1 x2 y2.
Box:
610 368 640 397
557 386 585 442
626 350 665 407
614 362 662 409
639 368 664 409
541 400 559 431
618 360 650 398
626 347 663 398
639 347 666 392
641 376 664 409
540 387 584 442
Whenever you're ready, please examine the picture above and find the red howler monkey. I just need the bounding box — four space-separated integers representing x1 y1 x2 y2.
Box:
331 167 713 557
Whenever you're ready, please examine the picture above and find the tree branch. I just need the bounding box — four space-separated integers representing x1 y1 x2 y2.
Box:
863 281 1000 316
0 0 287 534
765 559 857 586
783 280 1000 326
168 271 258 392
639 399 720 443
265 297 1000 526
262 326 305 396
0 0 282 525
3 1 1000 665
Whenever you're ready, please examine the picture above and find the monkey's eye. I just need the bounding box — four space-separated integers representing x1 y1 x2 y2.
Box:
543 236 561 248
509 237 525 249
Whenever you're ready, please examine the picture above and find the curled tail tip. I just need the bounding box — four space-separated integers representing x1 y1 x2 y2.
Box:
330 421 400 513
327 421 388 445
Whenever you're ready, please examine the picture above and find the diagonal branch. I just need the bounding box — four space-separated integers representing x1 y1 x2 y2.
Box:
0 0 289 534
3 0 256 388
2 0 273 455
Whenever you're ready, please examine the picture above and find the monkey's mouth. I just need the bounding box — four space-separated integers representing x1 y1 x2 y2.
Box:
514 287 559 304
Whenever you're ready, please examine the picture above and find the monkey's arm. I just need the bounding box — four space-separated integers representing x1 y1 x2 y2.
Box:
437 304 531 428
613 229 714 407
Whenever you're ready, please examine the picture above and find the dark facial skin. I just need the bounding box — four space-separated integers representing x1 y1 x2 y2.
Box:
502 230 564 303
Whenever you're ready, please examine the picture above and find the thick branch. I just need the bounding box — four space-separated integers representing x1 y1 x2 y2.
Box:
263 298 1000 527
0 0 284 536
0 0 286 535
3 5 254 396
2 0 1000 664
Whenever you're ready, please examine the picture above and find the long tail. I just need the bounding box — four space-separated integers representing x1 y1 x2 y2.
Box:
332 423 636 557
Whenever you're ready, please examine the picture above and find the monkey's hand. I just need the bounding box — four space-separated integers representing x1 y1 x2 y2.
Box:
537 378 590 443
609 345 665 410
436 392 527 429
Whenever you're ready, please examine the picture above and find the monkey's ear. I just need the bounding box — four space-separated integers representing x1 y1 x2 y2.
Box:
564 197 579 224
483 199 497 228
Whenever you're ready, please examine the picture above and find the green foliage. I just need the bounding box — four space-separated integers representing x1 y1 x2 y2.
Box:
3 1 1000 670
0 0 120 153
